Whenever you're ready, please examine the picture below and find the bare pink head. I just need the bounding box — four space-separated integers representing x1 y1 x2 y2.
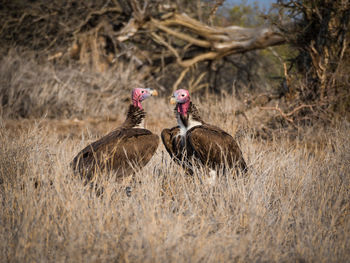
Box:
132 88 158 109
171 89 191 116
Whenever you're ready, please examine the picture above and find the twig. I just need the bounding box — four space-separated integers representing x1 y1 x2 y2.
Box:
208 0 226 25
48 52 63 61
284 104 314 117
260 104 315 123
260 105 294 123
189 71 207 93
73 7 122 35
151 32 218 68
150 32 181 61
151 19 211 48
173 67 190 91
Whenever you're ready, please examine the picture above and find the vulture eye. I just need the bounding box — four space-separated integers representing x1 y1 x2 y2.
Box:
181 94 185 97
141 90 145 93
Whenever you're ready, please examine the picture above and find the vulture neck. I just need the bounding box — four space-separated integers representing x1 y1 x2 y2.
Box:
122 104 146 129
176 102 203 137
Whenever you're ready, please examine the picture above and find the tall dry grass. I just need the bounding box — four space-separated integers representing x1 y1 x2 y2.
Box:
0 51 145 119
1 110 349 262
0 53 349 262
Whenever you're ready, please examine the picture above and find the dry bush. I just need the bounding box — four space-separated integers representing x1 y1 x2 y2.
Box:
271 0 350 121
0 0 123 55
0 98 349 262
0 51 144 119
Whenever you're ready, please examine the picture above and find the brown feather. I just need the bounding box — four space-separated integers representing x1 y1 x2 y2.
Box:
187 124 247 172
164 101 247 175
161 127 195 175
122 105 146 128
72 104 159 180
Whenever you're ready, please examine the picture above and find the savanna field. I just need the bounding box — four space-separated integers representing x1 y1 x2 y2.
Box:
0 53 349 263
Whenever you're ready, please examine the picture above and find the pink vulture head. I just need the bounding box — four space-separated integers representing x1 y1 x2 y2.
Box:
132 88 158 109
170 89 191 116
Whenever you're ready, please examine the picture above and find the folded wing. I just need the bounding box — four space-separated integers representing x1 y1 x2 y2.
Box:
72 128 159 180
187 124 247 172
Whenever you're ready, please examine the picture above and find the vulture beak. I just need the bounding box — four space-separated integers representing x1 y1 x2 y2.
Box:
170 96 177 105
150 89 158 96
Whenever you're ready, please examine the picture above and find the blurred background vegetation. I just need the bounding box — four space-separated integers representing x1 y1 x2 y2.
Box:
0 0 349 126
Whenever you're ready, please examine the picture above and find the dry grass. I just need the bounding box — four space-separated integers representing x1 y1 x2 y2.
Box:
0 54 349 262
0 51 144 119
1 107 349 262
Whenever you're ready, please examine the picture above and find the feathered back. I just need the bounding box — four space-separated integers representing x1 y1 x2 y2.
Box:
72 103 159 180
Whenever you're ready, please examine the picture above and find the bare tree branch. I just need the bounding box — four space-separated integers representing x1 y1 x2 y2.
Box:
66 2 293 89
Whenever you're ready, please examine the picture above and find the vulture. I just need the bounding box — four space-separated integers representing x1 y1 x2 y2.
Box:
161 89 247 181
72 88 159 180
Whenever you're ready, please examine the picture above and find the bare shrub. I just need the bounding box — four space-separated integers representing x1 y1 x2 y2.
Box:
271 0 350 120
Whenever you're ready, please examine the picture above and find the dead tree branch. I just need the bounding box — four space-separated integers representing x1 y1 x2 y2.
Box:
114 10 289 69
1 1 293 93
